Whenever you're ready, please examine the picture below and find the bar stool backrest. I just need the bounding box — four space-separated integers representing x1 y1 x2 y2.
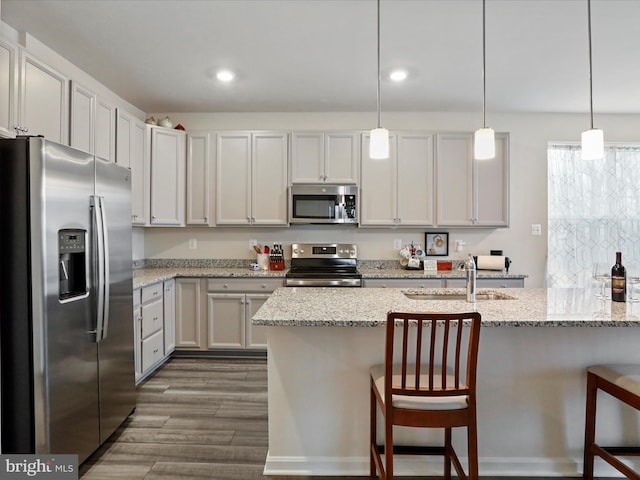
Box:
384 311 482 404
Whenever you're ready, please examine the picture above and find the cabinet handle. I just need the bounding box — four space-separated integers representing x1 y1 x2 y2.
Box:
501 284 507 288
204 216 208 222
153 316 159 321
153 348 159 354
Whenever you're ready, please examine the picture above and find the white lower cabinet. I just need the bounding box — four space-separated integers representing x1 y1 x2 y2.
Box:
175 277 281 352
444 278 524 288
363 277 524 288
133 280 175 383
363 278 443 288
163 279 176 354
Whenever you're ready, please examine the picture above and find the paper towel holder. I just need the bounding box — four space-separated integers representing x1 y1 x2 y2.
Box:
474 255 512 273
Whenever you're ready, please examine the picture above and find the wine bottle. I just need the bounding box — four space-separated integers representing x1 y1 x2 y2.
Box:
611 251 626 302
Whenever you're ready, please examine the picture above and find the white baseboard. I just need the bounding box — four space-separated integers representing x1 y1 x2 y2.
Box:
263 452 627 477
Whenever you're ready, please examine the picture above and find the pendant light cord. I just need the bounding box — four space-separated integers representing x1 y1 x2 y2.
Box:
376 0 382 129
587 0 594 130
481 0 487 129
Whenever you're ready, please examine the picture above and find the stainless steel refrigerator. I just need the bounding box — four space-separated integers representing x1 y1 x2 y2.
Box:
0 137 136 463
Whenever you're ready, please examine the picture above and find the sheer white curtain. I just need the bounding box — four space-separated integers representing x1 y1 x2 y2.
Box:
547 144 640 287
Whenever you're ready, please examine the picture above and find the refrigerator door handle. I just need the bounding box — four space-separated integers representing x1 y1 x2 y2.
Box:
99 196 110 340
91 195 109 342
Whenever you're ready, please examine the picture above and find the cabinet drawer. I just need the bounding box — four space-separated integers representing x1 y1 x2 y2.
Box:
141 330 164 373
206 278 283 293
444 278 524 288
477 278 524 288
363 278 443 288
141 299 164 338
141 282 163 303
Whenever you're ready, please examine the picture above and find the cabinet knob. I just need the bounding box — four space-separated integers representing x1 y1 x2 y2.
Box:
153 316 159 321
152 215 156 219
224 284 228 288
153 348 159 354
204 216 208 222
261 284 266 289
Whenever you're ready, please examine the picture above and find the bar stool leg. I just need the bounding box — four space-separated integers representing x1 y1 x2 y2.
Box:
444 427 452 480
468 410 479 480
583 371 597 480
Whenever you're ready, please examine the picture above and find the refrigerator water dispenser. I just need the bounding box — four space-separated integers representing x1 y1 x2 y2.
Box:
58 229 87 300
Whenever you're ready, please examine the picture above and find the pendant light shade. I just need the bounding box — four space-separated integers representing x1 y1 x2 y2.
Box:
474 0 495 160
369 0 389 159
581 0 604 160
474 127 496 160
370 127 390 159
581 128 604 160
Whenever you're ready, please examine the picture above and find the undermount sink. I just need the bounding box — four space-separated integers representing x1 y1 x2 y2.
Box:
404 291 517 301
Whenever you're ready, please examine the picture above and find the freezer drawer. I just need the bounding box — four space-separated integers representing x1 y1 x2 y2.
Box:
141 330 164 372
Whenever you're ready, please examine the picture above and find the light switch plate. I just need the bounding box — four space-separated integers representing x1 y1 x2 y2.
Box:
531 224 542 236
188 238 197 249
393 239 402 250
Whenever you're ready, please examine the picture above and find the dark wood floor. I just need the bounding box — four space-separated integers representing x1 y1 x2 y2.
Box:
79 357 592 480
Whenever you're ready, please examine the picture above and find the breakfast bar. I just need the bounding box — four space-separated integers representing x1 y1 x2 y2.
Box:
253 287 640 477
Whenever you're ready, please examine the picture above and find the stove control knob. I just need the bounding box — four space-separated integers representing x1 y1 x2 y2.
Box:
293 248 298 255
349 248 356 255
299 249 304 254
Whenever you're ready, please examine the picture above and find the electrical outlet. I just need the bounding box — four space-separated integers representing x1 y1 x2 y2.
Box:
188 238 197 250
531 224 542 236
393 239 402 250
249 239 258 250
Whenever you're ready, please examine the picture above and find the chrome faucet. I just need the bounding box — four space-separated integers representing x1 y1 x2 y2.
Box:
465 254 476 303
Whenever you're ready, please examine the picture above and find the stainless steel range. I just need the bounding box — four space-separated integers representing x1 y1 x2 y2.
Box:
285 243 362 287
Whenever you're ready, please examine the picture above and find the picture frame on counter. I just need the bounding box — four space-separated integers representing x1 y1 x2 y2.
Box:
425 232 449 256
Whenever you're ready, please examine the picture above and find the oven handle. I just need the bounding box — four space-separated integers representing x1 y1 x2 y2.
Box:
285 278 362 288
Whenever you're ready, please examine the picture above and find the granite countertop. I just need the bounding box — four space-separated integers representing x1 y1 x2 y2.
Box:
133 267 286 289
252 287 640 327
359 268 526 279
133 265 526 289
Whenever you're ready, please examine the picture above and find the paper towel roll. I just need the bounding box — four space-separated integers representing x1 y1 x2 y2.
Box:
476 255 505 270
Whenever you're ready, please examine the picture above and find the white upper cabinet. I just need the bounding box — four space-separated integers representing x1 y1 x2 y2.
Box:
148 126 186 226
361 132 434 227
94 97 116 162
186 131 213 226
116 109 148 225
70 81 116 162
0 38 18 138
436 132 509 227
18 50 69 144
70 81 95 153
475 133 509 226
290 132 359 184
216 132 288 226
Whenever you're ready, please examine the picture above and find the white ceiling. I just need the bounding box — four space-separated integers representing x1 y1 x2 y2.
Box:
2 0 639 115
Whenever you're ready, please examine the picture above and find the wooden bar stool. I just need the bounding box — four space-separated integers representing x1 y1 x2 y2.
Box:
370 311 482 480
584 364 640 480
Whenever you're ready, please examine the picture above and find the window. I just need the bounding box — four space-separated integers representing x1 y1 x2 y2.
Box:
547 144 640 287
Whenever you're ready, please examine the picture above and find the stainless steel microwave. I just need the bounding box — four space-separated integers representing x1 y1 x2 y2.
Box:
289 185 358 224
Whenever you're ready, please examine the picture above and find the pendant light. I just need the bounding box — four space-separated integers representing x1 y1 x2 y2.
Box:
581 0 604 160
369 0 389 159
474 0 495 160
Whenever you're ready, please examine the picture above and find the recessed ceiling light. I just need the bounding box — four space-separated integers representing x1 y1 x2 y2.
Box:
216 70 235 82
389 70 408 82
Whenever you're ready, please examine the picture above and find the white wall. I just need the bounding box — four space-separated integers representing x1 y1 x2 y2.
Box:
143 111 640 288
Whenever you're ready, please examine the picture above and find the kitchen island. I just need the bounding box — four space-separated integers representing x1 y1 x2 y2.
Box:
253 287 640 477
